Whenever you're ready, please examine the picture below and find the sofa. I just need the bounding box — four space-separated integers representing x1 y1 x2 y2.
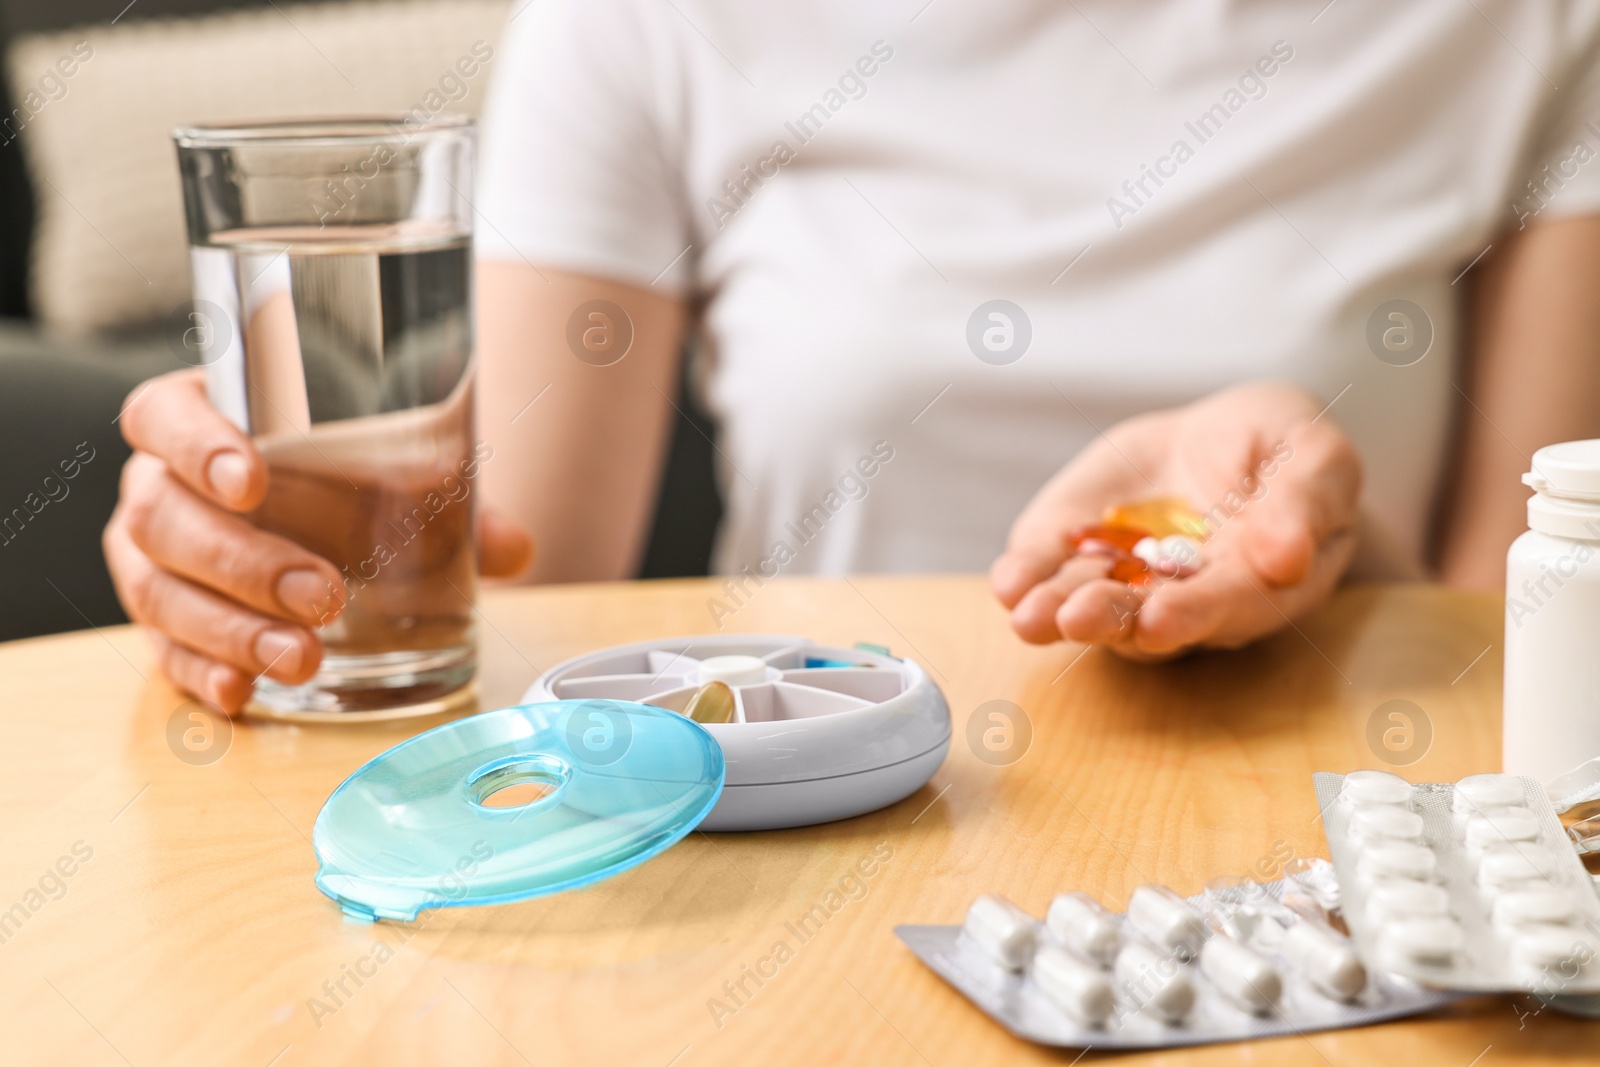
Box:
0 0 721 641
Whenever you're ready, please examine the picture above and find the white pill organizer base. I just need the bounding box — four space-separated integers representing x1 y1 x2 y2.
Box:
1315 771 1600 994
895 878 1460 1050
522 634 951 831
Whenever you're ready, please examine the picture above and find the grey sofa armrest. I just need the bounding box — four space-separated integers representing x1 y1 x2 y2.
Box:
0 324 177 640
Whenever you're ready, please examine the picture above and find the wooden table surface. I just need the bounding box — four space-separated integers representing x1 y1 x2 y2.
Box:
1 575 1593 1066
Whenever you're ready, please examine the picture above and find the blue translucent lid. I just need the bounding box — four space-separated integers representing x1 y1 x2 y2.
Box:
312 700 725 920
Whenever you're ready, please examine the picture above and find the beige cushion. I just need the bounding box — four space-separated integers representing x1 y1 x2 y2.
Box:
6 0 511 336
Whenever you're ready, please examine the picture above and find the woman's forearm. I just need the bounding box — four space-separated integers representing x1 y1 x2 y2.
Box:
476 262 689 583
1437 215 1600 589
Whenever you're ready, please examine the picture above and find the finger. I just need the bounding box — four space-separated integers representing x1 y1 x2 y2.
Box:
106 520 321 683
991 544 1072 611
1128 563 1256 653
478 507 535 579
119 370 267 512
120 453 345 625
1055 577 1149 646
148 632 253 714
994 414 1174 608
1009 556 1113 644
1240 422 1361 586
1133 531 1352 655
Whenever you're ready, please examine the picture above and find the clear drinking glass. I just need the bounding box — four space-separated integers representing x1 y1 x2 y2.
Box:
172 115 478 721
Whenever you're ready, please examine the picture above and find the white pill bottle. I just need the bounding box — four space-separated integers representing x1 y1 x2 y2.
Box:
1504 440 1600 782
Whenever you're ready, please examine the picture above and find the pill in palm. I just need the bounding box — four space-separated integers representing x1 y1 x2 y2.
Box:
1068 500 1210 589
1451 773 1527 815
1158 534 1202 570
1339 770 1414 807
1133 535 1203 577
1463 808 1541 852
1281 920 1367 1000
1068 522 1152 556
963 894 1040 971
1108 555 1154 586
1128 885 1207 961
1199 934 1281 1014
1032 943 1116 1025
1067 522 1156 586
1492 888 1577 931
1357 841 1437 883
1348 805 1426 843
1102 496 1209 540
1046 892 1122 967
1113 940 1196 1022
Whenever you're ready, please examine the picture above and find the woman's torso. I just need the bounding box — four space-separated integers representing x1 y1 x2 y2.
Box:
478 0 1600 576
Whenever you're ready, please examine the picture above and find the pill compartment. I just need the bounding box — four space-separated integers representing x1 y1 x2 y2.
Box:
1314 771 1600 994
543 643 898 720
524 634 952 831
899 866 1462 1050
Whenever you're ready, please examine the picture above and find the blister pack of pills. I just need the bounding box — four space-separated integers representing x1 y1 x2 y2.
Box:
895 862 1461 1050
1315 770 1600 995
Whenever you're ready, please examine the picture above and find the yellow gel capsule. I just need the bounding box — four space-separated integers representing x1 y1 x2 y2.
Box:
683 681 736 724
1103 496 1209 540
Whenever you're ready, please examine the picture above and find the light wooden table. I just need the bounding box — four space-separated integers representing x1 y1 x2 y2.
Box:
1 576 1593 1065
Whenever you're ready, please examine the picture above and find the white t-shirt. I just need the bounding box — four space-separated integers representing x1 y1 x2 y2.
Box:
477 0 1600 577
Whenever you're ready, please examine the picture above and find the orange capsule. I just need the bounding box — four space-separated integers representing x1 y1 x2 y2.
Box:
1067 522 1151 555
1108 555 1153 587
1102 497 1209 541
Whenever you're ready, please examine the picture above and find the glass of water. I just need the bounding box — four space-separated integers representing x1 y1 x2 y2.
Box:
172 115 478 721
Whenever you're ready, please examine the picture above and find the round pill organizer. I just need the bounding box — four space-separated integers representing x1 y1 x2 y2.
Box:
521 634 952 831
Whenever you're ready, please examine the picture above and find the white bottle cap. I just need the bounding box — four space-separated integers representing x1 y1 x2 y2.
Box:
1524 440 1600 539
1525 440 1600 499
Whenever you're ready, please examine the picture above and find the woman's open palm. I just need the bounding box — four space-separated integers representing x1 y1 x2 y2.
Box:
990 383 1363 659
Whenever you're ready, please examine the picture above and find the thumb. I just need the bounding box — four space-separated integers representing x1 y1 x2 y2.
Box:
478 507 535 579
1241 422 1361 587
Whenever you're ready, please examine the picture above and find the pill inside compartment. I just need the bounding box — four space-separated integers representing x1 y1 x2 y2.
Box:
1198 933 1281 1014
1356 840 1438 884
1475 843 1564 891
1381 915 1468 969
1046 892 1122 967
962 894 1041 971
1451 773 1527 816
1508 923 1599 987
1365 880 1452 927
1127 885 1207 961
1348 804 1426 844
1113 939 1196 1023
1463 807 1543 854
1031 943 1116 1026
1339 770 1415 808
1280 919 1367 1001
1491 887 1578 932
